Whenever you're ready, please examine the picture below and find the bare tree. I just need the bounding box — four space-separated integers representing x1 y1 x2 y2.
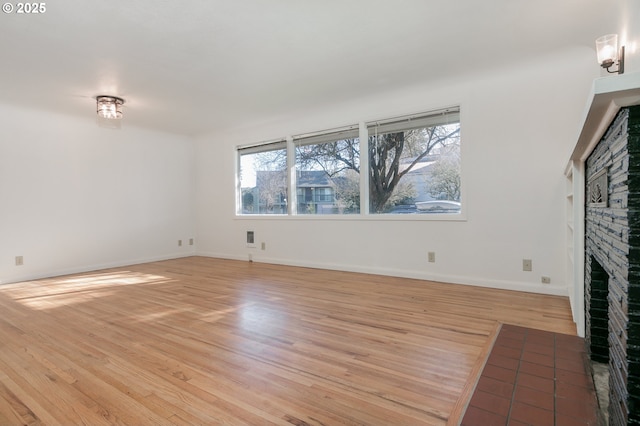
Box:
332 169 360 213
428 151 461 201
297 139 359 176
369 125 460 212
255 170 287 213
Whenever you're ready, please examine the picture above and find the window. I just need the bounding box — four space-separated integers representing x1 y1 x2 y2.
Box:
368 108 460 214
238 141 287 214
294 127 360 214
236 106 461 217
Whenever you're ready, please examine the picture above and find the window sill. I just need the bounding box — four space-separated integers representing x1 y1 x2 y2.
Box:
234 213 467 222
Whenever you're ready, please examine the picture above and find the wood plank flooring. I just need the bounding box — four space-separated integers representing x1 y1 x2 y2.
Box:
0 256 576 425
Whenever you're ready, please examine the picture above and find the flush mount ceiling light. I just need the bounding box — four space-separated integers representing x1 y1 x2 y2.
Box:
96 96 125 119
596 34 625 75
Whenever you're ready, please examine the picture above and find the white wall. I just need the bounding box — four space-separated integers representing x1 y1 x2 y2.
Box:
0 46 606 297
622 0 640 73
195 47 599 296
0 104 195 284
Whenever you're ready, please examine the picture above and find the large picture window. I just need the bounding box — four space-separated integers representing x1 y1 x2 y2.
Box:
236 106 462 218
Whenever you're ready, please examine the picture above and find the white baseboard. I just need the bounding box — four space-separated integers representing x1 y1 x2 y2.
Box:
3 250 569 298
197 251 569 297
0 252 193 285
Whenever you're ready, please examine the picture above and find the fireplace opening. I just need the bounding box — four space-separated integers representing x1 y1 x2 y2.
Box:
588 256 609 363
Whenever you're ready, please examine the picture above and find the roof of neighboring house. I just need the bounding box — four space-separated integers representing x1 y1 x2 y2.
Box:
256 170 334 188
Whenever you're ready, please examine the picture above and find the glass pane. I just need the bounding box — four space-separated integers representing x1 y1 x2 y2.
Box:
368 121 461 214
239 148 287 214
294 137 360 214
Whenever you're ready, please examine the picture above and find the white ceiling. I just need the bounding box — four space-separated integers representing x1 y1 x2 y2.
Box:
0 0 620 136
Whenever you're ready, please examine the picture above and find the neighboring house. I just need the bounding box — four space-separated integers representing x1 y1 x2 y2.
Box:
247 170 336 214
296 171 336 214
403 155 439 202
392 154 462 213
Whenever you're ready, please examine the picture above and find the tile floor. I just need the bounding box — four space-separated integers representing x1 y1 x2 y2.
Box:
460 324 600 426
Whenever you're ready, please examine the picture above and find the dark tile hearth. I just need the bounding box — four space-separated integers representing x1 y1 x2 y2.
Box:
461 324 600 426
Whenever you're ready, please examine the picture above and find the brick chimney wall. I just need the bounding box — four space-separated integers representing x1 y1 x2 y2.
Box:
586 105 640 424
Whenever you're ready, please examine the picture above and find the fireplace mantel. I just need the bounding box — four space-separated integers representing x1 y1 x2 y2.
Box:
569 71 640 164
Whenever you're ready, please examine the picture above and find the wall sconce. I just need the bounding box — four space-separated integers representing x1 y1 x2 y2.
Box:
596 34 625 75
96 96 125 119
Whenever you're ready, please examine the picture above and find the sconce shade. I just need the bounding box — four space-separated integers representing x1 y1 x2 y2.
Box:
96 96 124 119
596 34 618 68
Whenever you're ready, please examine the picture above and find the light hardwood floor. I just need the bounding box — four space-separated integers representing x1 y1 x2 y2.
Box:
0 257 576 425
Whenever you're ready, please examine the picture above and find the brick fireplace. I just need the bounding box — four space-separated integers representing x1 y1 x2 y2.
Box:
585 105 640 424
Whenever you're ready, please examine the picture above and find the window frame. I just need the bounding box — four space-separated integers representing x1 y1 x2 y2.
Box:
235 106 466 221
366 107 461 215
293 125 361 215
237 139 288 216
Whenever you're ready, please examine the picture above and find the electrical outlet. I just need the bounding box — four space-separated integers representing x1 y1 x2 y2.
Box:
178 239 182 247
523 259 532 272
15 256 23 266
261 242 266 250
541 276 551 284
428 252 436 263
189 238 194 246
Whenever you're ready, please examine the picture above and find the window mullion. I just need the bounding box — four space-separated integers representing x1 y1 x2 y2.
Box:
236 147 242 215
287 136 296 215
359 121 369 215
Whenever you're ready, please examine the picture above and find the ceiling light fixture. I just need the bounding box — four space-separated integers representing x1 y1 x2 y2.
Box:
596 34 625 75
96 96 125 119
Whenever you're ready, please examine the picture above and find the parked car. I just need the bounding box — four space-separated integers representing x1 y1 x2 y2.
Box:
415 200 461 213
